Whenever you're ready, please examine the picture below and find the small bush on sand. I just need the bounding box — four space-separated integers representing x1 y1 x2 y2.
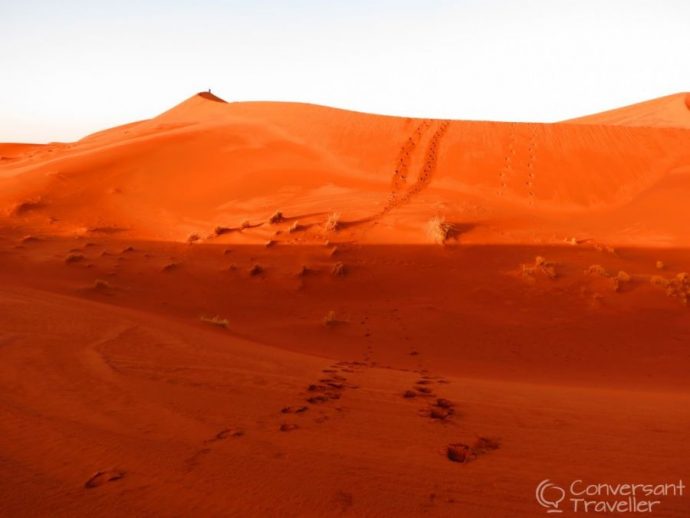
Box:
288 221 301 233
585 264 608 277
523 256 557 280
323 310 340 326
325 212 341 232
249 264 264 276
426 216 457 244
612 270 631 291
331 262 346 277
650 275 669 288
201 315 229 328
214 226 231 236
269 211 284 224
650 272 689 306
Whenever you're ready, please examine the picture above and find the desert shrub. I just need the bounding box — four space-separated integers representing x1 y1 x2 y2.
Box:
650 275 669 288
214 226 231 236
585 264 608 276
323 310 339 326
288 221 301 233
248 264 263 276
651 272 690 305
201 315 229 328
426 216 456 244
325 212 341 232
331 262 346 276
612 270 632 291
269 211 284 224
93 279 111 290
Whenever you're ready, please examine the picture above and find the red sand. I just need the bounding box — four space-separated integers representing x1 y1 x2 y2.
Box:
1 93 690 516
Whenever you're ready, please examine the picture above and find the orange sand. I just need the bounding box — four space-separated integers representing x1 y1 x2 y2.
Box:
1 93 690 516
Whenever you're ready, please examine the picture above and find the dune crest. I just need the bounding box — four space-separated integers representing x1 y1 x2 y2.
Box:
565 92 690 128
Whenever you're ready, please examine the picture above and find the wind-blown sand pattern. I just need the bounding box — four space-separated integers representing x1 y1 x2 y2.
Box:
1 92 690 516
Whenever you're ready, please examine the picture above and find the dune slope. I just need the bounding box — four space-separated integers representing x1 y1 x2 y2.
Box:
2 92 690 245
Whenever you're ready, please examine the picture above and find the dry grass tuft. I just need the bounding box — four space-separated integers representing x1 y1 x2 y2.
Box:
331 262 346 277
288 221 302 233
612 270 632 292
200 315 229 329
585 264 608 277
93 279 111 290
523 256 557 280
325 212 341 232
322 310 342 326
426 216 457 244
650 272 689 305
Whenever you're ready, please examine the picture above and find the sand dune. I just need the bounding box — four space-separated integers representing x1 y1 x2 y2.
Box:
565 92 690 128
1 93 689 516
2 92 690 246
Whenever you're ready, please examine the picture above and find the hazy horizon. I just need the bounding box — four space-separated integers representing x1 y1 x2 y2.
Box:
2 0 690 142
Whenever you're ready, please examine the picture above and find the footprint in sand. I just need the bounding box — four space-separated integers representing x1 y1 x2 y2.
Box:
278 361 366 428
186 427 245 470
204 427 245 444
84 468 125 489
446 437 500 463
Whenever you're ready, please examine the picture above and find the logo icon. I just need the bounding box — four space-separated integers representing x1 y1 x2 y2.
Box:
536 479 565 513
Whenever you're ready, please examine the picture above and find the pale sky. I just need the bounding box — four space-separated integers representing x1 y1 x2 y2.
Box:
2 0 689 143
